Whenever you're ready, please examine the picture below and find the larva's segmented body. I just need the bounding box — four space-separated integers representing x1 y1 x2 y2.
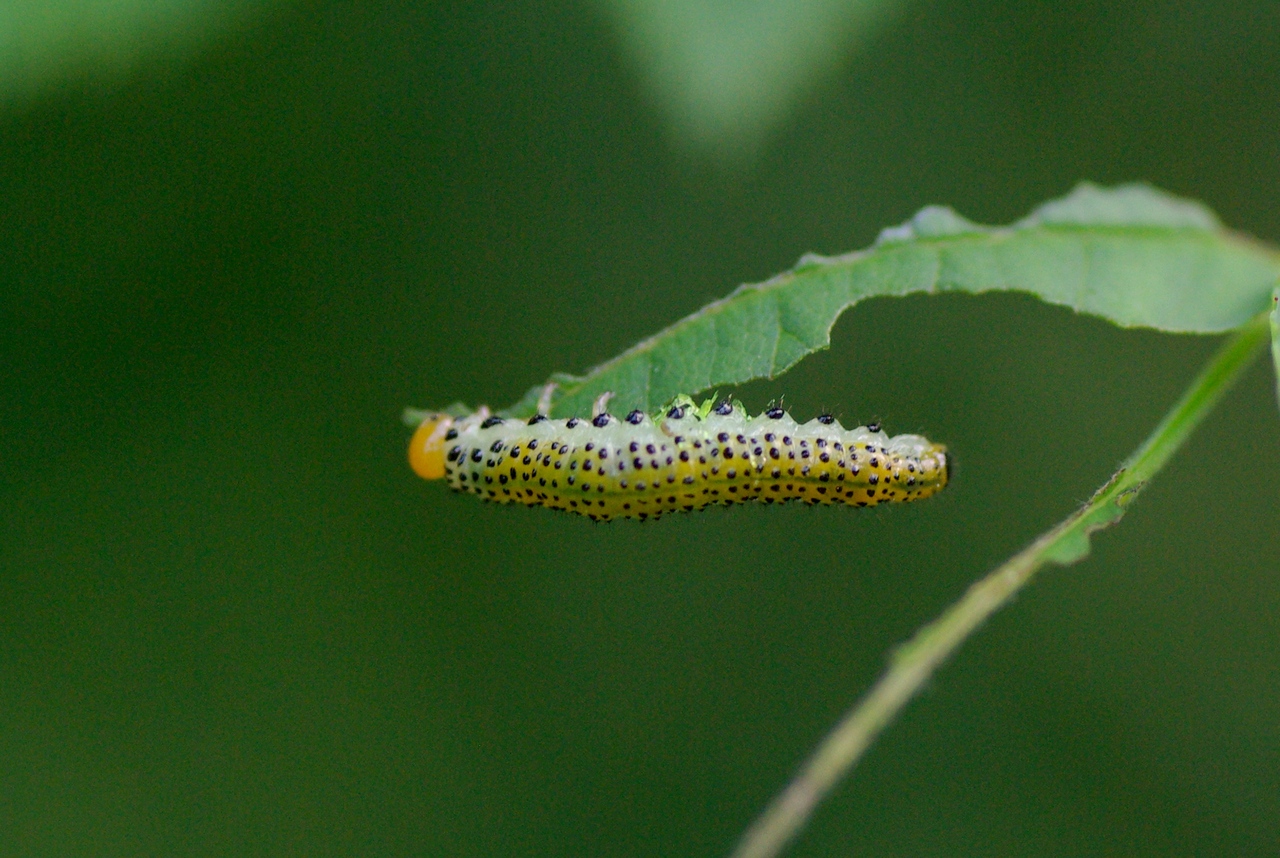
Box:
409 396 948 521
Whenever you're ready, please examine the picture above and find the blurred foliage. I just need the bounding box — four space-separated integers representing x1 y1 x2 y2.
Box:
594 0 904 157
0 0 280 104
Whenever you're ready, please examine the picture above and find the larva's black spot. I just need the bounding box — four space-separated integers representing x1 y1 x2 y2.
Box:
510 445 521 458
566 418 580 428
523 455 531 465
626 410 644 424
584 442 594 452
714 399 733 415
444 428 459 441
646 444 657 455
592 414 611 427
683 476 695 485
480 416 504 429
599 449 608 459
667 405 686 419
869 474 879 485
782 436 793 445
723 448 734 459
470 449 483 462
633 457 644 469
818 413 835 425
765 407 784 419
446 447 460 462
753 447 763 456
869 457 879 467
679 451 690 462
629 441 639 453
868 422 881 433
819 452 829 462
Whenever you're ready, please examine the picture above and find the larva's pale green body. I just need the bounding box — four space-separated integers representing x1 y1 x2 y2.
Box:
410 396 948 521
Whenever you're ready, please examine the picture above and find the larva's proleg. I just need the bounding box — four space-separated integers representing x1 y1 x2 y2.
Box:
408 396 948 521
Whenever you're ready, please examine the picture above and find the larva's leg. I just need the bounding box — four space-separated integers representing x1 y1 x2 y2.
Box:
536 383 557 417
591 391 615 419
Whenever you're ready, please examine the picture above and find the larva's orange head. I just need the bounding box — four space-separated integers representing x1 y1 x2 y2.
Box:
408 415 455 480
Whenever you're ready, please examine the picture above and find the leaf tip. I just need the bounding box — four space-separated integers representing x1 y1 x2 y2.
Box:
1021 182 1221 231
875 205 984 245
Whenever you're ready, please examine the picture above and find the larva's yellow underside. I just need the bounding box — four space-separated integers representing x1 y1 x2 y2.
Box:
412 398 948 521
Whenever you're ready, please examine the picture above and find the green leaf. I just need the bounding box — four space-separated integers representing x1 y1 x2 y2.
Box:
500 183 1280 418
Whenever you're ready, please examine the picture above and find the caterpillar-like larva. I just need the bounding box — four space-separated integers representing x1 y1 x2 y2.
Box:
408 394 948 521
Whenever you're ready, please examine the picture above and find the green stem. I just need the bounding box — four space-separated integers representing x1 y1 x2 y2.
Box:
1270 288 1280 413
730 311 1272 858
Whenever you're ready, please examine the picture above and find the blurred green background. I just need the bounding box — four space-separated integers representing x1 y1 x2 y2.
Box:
3 1 1280 855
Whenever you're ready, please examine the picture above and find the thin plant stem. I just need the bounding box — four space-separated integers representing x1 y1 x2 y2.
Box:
730 311 1273 858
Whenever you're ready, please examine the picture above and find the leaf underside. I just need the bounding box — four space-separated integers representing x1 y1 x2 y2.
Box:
490 183 1280 418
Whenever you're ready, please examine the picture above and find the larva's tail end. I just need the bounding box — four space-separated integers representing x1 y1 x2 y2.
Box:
409 415 455 480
